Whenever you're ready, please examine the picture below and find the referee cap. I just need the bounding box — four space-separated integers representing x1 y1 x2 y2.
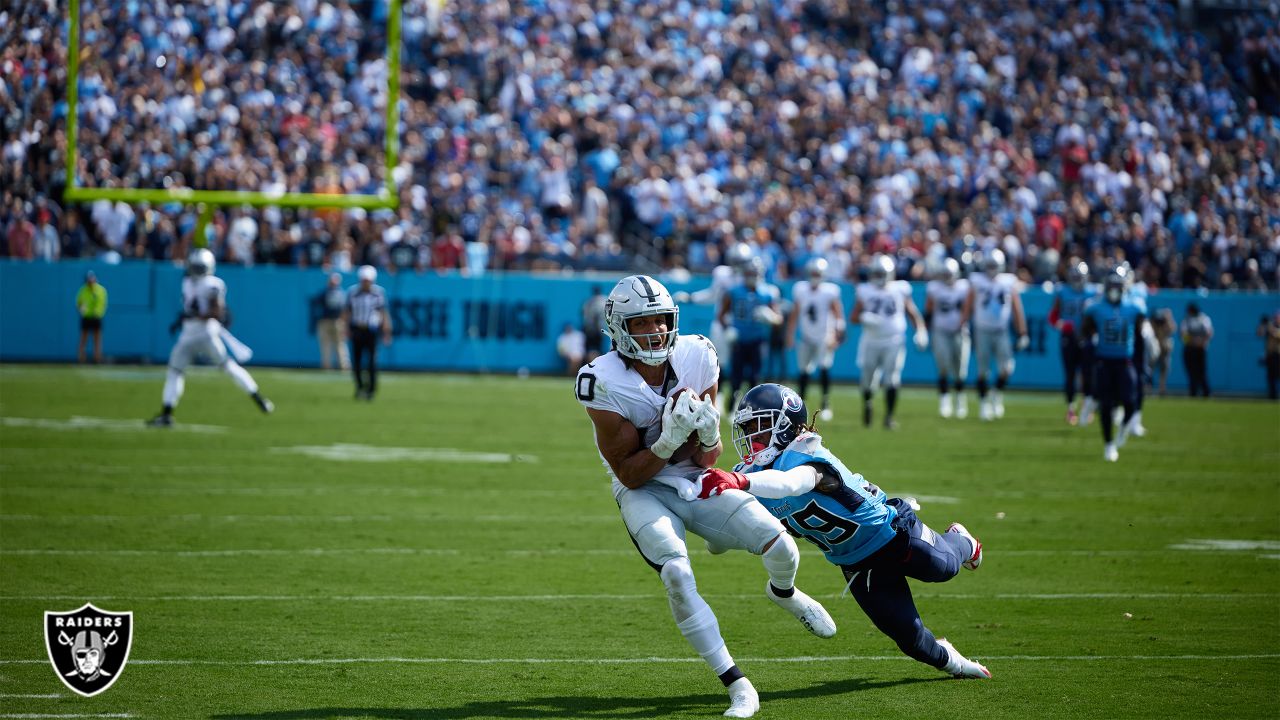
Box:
358 265 377 282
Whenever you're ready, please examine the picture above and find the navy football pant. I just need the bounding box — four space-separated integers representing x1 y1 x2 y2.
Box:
727 340 765 411
1093 357 1136 443
840 500 973 669
1061 337 1093 404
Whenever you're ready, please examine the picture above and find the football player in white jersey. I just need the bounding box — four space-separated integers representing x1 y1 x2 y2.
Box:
148 249 273 426
673 242 754 405
786 257 845 421
576 275 836 718
925 258 971 419
850 255 928 429
963 249 1029 421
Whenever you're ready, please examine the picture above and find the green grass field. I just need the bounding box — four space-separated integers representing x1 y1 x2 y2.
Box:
1 364 1277 719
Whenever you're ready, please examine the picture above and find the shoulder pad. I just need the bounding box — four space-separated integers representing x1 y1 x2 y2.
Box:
788 432 824 457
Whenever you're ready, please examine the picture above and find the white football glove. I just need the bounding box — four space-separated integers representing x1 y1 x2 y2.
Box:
913 328 929 351
692 396 721 448
1016 334 1030 351
650 392 700 459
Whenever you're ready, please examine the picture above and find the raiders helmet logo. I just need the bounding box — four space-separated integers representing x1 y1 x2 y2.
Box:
44 603 133 697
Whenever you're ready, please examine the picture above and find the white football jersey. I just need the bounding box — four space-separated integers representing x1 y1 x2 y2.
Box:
855 280 911 345
791 280 842 344
180 275 227 337
576 334 719 497
926 278 969 334
970 272 1021 331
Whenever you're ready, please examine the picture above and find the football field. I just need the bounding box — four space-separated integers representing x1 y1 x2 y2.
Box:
1 364 1277 719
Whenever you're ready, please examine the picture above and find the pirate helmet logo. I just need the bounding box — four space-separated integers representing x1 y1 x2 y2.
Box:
44 603 133 697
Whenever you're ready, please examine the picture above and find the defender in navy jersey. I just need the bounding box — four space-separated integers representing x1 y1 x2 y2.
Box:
719 257 783 416
697 383 992 680
1082 269 1146 462
1048 260 1099 425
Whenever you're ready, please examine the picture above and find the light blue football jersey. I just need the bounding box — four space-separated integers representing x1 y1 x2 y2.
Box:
1085 299 1144 359
727 284 778 343
740 433 897 566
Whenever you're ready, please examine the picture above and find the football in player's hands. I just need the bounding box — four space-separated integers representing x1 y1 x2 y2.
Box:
663 388 702 464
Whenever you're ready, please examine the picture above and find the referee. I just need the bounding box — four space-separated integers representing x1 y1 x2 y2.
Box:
342 265 392 400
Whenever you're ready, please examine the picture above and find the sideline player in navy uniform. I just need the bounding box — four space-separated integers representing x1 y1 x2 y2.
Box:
576 275 835 718
1082 269 1145 462
1048 260 1098 425
697 383 991 679
719 257 782 416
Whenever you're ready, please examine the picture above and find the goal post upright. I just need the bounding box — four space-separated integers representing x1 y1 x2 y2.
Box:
62 0 404 223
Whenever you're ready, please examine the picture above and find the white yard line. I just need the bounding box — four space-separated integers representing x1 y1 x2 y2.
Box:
1 415 224 433
0 655 1274 667
0 592 1272 603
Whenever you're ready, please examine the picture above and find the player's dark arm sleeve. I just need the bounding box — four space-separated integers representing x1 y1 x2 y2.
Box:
1134 314 1146 364
804 461 843 494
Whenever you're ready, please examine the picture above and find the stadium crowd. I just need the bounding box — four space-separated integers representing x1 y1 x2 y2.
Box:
2 0 1278 290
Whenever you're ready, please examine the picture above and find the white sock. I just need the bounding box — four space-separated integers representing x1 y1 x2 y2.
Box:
662 558 733 675
222 360 259 395
761 533 799 592
677 605 735 675
162 368 185 408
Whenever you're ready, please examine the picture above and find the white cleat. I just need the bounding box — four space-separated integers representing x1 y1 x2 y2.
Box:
818 408 833 422
993 392 1005 419
1104 443 1119 462
1127 412 1146 438
937 638 992 679
766 582 837 639
724 677 759 718
1116 421 1131 449
956 394 969 419
979 399 994 421
939 393 953 418
1079 397 1096 426
946 523 982 570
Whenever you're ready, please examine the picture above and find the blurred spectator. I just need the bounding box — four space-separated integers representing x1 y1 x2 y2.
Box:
1 0 1277 285
1181 303 1214 398
1150 307 1176 397
5 198 35 260
1260 311 1280 400
556 323 586 376
314 272 351 371
75 271 107 364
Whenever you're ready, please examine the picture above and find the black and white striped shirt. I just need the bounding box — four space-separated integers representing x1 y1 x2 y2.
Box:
346 285 386 329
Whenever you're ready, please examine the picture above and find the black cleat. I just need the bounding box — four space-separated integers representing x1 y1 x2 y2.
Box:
147 414 174 428
862 404 873 428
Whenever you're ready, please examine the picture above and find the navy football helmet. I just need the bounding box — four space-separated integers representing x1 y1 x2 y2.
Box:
731 383 808 467
1103 268 1127 304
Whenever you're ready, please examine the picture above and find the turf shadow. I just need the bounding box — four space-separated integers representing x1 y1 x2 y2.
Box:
210 676 941 719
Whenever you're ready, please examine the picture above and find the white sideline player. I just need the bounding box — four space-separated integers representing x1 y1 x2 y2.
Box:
576 275 836 719
148 249 273 427
850 255 927 429
786 257 845 421
963 249 1029 421
925 258 971 419
673 242 754 406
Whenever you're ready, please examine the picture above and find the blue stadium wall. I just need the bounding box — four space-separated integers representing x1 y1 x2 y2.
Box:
2 259 1277 396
